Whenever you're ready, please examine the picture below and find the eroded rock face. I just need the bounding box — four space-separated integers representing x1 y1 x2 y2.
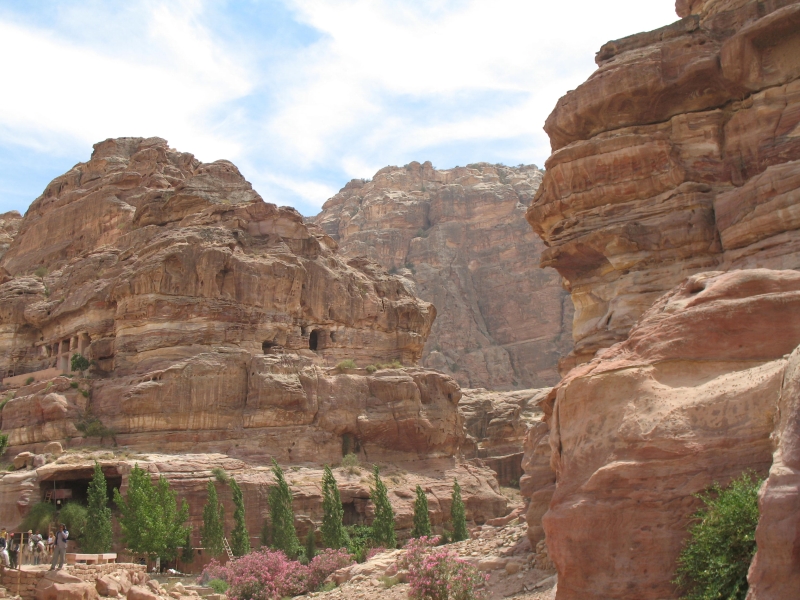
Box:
0 138 469 463
314 163 572 389
530 269 800 599
527 0 800 369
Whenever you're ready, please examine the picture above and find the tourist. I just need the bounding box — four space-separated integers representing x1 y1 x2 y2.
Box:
32 532 44 566
49 524 68 571
0 533 8 567
9 536 19 569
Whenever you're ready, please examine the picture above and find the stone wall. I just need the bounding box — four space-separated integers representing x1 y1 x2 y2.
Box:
0 564 146 600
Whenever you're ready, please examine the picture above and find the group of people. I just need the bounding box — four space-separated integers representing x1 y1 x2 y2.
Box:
0 526 67 569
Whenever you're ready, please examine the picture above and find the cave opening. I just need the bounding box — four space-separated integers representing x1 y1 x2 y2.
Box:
342 502 363 526
309 329 322 351
262 340 276 354
39 467 122 508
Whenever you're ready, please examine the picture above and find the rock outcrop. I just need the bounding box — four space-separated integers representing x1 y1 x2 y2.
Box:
527 0 800 370
528 268 800 599
314 163 572 390
0 137 472 465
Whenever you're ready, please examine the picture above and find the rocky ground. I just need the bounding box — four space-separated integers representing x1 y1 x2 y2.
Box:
311 512 557 600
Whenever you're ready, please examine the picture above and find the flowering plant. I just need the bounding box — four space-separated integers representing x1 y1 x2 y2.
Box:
401 537 487 600
198 548 354 600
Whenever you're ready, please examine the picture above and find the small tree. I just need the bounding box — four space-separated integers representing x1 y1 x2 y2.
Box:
450 479 468 542
70 353 90 377
268 459 299 557
60 503 88 539
113 464 190 561
411 485 431 539
369 465 396 548
229 478 250 556
0 433 8 458
201 480 224 556
674 471 762 600
321 465 347 549
83 462 113 552
305 528 316 561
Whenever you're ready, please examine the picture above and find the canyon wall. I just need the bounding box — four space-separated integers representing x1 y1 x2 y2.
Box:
314 163 572 390
0 137 464 465
527 0 800 370
521 0 800 598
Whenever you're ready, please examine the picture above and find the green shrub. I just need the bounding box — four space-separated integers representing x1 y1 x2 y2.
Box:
411 485 431 538
207 579 228 594
369 465 396 549
450 479 468 542
60 502 88 539
71 353 90 375
34 267 48 278
0 433 8 458
25 377 35 385
321 465 346 549
336 359 357 371
345 524 372 563
365 365 377 374
211 466 229 484
22 502 56 533
70 382 79 389
341 453 360 474
673 471 762 600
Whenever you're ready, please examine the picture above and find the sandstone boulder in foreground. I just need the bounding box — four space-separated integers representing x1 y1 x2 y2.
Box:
526 269 800 599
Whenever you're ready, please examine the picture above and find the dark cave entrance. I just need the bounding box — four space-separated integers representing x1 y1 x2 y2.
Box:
262 340 276 354
309 329 322 351
39 466 122 508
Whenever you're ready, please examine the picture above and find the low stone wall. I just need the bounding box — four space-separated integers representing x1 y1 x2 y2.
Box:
0 563 147 600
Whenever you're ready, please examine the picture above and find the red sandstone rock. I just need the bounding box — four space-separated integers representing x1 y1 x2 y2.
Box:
36 571 98 600
314 162 572 389
527 269 800 599
746 345 800 599
528 0 800 369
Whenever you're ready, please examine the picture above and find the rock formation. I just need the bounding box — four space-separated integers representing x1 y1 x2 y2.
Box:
533 269 800 599
0 137 473 464
527 0 800 370
314 163 572 390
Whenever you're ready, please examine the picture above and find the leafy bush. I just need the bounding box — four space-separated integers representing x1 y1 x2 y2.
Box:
673 471 762 600
211 467 229 483
401 537 487 600
341 453 360 474
76 414 115 441
34 267 48 278
207 579 228 594
365 365 377 374
0 433 8 458
70 382 79 389
25 377 34 385
70 353 90 374
198 548 353 600
344 525 372 563
336 359 357 371
22 502 56 534
60 502 88 539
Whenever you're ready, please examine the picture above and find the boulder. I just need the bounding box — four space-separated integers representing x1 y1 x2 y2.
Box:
12 452 33 470
36 571 99 600
126 586 158 600
43 442 64 457
95 575 121 598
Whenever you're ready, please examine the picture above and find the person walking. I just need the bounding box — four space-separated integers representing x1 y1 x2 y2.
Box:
49 524 68 571
31 532 44 566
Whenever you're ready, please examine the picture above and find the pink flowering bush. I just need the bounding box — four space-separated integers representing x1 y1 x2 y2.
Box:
198 548 354 600
401 537 487 600
365 546 387 561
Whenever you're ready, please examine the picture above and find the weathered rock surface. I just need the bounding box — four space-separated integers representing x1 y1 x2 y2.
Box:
314 163 572 389
460 388 550 486
0 138 479 464
527 0 800 369
527 269 800 599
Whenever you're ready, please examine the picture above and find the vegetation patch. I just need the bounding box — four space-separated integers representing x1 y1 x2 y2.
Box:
674 471 762 600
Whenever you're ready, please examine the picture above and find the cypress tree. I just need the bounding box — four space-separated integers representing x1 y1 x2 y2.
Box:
321 465 347 549
83 462 113 553
450 479 468 542
180 529 195 565
305 528 316 561
229 478 250 556
269 459 299 557
411 485 431 538
369 465 396 548
201 480 224 556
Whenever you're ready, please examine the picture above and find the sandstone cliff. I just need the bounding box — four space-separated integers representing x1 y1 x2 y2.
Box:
527 0 800 370
0 137 466 465
314 163 572 390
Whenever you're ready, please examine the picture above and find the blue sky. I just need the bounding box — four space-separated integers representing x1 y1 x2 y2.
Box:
0 0 678 216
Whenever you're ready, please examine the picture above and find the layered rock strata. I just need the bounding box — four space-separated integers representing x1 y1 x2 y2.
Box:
527 0 800 369
314 163 572 390
529 268 800 599
0 137 469 464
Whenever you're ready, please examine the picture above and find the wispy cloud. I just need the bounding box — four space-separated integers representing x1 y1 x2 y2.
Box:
0 0 678 215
